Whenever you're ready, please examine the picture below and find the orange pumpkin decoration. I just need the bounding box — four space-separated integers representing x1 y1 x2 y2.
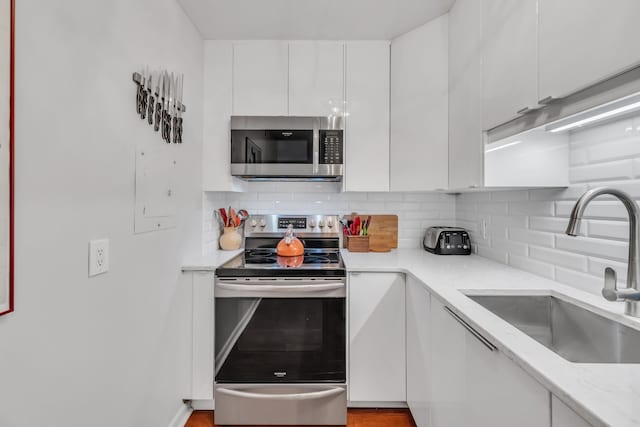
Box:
276 225 305 257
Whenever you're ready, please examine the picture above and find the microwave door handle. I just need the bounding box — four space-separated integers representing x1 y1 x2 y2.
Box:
215 282 344 293
216 387 344 401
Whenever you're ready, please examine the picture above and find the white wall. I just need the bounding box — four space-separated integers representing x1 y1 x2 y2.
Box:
0 1 203 426
457 113 640 296
203 182 456 253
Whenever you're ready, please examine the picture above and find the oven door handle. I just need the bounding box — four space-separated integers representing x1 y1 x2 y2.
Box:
216 387 344 401
215 282 344 293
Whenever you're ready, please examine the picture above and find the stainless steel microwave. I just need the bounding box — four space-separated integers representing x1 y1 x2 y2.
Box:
230 116 344 181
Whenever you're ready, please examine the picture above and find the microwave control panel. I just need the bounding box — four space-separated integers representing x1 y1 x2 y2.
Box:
319 130 344 165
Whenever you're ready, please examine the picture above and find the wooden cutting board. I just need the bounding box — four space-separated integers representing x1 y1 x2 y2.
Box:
344 214 398 252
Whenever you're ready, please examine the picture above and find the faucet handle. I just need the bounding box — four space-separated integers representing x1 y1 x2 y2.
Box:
603 267 621 301
602 267 640 302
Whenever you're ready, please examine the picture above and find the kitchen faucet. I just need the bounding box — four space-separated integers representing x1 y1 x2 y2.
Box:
566 187 640 317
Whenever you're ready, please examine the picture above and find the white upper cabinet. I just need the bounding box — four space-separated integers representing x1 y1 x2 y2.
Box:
539 0 640 100
203 41 245 192
390 15 449 191
289 42 344 116
448 0 483 190
482 0 538 129
232 41 288 116
344 42 390 192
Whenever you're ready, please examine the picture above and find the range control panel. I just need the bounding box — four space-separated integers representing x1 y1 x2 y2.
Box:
245 214 340 235
319 130 344 165
278 217 307 229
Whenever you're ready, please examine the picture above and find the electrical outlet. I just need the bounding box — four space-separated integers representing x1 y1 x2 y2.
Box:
89 239 109 277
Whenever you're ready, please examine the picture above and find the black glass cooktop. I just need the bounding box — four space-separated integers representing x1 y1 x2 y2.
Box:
216 248 345 278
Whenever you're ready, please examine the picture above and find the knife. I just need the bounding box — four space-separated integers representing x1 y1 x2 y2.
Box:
172 73 178 143
146 70 155 125
174 73 184 144
154 71 163 132
135 68 145 116
140 66 149 120
163 72 173 143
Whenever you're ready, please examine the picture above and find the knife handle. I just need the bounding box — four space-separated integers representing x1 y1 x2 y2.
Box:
154 101 162 132
177 118 183 144
147 95 155 125
172 116 178 143
163 112 172 143
140 91 148 120
136 85 144 115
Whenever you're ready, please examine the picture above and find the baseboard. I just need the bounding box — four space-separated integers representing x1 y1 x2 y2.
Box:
168 402 193 427
190 399 215 410
348 401 408 409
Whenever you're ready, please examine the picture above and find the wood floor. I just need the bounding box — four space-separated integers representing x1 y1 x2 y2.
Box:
185 409 416 427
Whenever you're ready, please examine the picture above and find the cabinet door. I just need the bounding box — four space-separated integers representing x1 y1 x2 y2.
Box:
390 15 449 191
448 0 483 190
232 41 288 116
203 41 244 192
430 298 467 427
466 325 550 427
539 0 640 100
349 272 405 402
552 396 592 427
344 42 390 192
192 272 215 400
482 0 538 129
289 42 344 116
406 276 431 427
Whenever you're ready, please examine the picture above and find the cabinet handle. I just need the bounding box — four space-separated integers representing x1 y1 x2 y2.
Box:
444 306 497 352
516 107 532 115
538 96 555 105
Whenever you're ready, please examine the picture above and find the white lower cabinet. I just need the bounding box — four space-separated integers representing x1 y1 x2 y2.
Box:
552 396 593 427
430 298 467 427
348 272 405 403
188 272 215 402
429 297 550 427
405 276 431 427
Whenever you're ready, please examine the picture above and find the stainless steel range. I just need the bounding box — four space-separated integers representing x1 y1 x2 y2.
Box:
214 214 346 426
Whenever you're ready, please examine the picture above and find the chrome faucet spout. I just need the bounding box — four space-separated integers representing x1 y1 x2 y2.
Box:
566 187 640 317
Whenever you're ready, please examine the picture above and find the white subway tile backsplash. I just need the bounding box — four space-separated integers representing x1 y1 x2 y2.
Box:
529 246 587 272
204 188 455 252
457 112 640 295
529 216 569 233
555 267 603 296
569 159 633 183
509 254 555 279
586 219 629 241
509 228 555 247
555 235 628 262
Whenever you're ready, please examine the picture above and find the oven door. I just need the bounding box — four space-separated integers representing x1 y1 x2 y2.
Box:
230 129 316 177
214 278 346 384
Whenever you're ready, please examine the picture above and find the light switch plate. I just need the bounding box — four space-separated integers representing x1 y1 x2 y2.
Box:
89 239 109 277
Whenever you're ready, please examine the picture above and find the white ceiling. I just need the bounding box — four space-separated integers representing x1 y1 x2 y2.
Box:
178 0 455 40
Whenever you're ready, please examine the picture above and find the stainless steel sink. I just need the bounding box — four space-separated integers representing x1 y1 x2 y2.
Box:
467 295 640 364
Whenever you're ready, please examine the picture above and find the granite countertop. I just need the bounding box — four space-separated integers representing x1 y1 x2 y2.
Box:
181 248 640 426
341 249 640 427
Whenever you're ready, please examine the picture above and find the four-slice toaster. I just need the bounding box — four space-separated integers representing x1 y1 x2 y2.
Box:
423 226 471 255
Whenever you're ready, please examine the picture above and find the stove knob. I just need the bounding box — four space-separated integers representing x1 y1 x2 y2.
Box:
250 219 257 227
259 219 266 228
309 219 317 228
319 220 326 228
327 219 334 228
